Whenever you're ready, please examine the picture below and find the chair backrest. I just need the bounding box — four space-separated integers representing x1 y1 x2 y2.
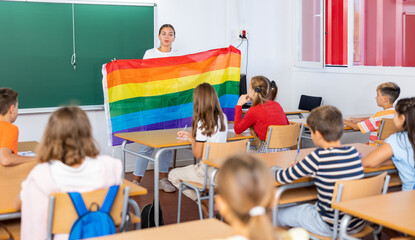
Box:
47 185 129 238
332 172 389 203
265 123 303 150
202 139 250 167
377 118 399 140
298 95 322 111
330 172 389 239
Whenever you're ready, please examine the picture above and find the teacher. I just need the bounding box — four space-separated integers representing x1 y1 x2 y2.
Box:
133 24 180 193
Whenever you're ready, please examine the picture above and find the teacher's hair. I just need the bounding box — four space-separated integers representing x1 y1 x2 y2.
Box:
159 24 175 36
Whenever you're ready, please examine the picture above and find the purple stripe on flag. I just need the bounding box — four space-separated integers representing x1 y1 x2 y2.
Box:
223 108 235 121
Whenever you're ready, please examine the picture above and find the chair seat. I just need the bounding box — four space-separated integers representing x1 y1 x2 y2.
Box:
308 225 373 240
183 181 209 190
130 213 141 224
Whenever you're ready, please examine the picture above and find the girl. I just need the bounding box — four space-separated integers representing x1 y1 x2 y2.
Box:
363 97 415 191
19 106 122 240
234 76 289 153
168 82 228 201
215 154 308 240
133 24 181 192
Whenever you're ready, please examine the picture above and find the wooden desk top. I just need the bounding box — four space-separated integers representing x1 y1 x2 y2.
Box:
332 190 415 236
122 179 147 196
203 143 395 186
17 141 39 152
91 218 233 240
242 108 309 115
115 128 252 148
0 170 146 215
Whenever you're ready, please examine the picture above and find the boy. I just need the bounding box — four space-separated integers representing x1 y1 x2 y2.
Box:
274 105 365 237
0 88 34 166
344 82 400 145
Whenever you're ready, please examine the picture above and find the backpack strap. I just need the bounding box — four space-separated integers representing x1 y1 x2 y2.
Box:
68 192 88 217
100 185 119 214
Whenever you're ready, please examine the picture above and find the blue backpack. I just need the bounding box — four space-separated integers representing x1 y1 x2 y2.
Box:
68 185 119 240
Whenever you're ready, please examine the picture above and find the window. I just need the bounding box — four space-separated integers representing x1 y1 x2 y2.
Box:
295 0 415 68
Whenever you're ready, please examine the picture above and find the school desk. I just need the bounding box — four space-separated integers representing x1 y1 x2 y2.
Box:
204 143 397 219
17 141 38 152
115 128 252 227
91 218 232 240
242 108 309 118
332 190 415 237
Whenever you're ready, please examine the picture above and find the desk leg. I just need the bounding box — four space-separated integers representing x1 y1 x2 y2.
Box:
208 168 218 218
121 140 128 179
153 149 162 227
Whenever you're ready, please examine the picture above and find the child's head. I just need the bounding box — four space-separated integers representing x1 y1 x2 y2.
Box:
249 76 278 106
37 106 99 166
191 83 226 138
307 105 343 144
0 88 18 122
216 154 275 240
394 97 415 155
376 82 400 106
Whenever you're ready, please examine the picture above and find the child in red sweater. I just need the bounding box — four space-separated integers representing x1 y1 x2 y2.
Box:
234 76 289 153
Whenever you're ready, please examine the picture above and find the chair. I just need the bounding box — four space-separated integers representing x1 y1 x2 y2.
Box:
177 139 250 223
264 123 304 152
298 95 322 111
46 185 131 240
376 119 399 145
309 172 390 240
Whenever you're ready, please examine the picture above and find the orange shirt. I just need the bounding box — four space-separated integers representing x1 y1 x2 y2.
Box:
0 121 19 154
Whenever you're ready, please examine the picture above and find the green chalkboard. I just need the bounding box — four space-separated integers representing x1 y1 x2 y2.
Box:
0 1 154 109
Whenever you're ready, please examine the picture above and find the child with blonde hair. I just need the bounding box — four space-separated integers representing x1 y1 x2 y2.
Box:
215 154 308 240
19 106 122 240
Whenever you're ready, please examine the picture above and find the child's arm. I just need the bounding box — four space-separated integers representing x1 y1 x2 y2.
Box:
349 117 368 122
362 143 394 168
177 131 204 159
343 119 359 130
0 148 35 166
274 154 318 184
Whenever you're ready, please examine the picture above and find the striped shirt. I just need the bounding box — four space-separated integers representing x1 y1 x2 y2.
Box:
275 146 365 231
357 108 395 145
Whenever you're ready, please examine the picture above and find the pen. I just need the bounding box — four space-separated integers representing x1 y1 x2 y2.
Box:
294 148 300 163
182 125 187 132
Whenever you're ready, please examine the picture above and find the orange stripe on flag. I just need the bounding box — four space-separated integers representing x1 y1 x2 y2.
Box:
106 52 241 89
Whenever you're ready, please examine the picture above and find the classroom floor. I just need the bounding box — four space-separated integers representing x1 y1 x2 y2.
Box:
126 170 405 240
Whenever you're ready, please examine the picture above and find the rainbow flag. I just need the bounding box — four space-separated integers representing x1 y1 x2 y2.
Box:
102 46 241 146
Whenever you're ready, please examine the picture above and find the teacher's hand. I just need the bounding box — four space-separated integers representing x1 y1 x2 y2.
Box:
237 94 251 106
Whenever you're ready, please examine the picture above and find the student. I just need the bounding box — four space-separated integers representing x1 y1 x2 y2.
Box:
0 88 35 166
215 154 309 240
274 105 365 237
363 97 415 191
168 82 228 201
19 106 122 240
344 82 400 145
234 76 289 153
133 24 181 192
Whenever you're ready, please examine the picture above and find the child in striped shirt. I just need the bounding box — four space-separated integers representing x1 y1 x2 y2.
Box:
274 105 365 237
344 82 400 145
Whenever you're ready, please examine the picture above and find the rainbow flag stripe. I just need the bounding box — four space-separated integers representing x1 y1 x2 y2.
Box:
102 46 241 146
